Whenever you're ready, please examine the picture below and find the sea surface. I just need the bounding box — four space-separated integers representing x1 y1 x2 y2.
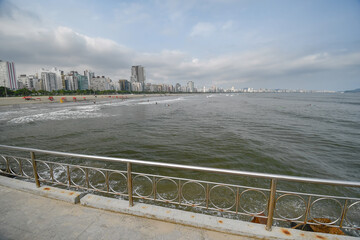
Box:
1 93 359 177
0 93 359 202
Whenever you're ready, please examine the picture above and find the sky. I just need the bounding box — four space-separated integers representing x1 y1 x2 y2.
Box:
0 0 359 91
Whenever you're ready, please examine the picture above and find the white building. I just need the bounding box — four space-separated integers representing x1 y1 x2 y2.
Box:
84 70 95 89
90 76 113 91
187 81 195 92
51 67 64 90
41 72 57 91
131 81 143 92
0 60 18 90
17 75 31 89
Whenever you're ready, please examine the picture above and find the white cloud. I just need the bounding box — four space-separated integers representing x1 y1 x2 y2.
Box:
190 22 216 37
0 4 134 79
192 58 199 64
222 20 233 30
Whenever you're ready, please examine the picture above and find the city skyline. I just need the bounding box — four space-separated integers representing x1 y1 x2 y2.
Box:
1 62 205 93
3 60 340 93
0 0 359 91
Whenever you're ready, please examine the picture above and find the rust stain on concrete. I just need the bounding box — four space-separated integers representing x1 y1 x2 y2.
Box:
43 187 51 191
281 229 291 236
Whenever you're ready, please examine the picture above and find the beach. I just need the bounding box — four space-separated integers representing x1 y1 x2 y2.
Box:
0 94 169 106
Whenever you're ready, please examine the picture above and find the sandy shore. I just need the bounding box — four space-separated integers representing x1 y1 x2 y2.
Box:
0 94 169 106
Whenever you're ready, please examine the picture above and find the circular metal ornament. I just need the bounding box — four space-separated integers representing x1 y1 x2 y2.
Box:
309 197 343 225
133 174 153 198
8 157 21 175
156 177 179 202
239 189 268 215
0 155 7 172
21 159 34 177
181 181 206 206
52 163 68 184
108 171 127 194
70 166 86 187
275 193 306 220
36 161 52 181
88 169 106 191
209 185 236 211
345 201 360 228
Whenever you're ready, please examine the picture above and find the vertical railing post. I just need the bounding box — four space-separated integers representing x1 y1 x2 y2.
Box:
153 176 157 201
178 179 181 205
206 183 209 209
339 200 348 228
85 168 90 190
105 171 110 193
30 152 40 188
127 162 133 207
66 165 71 187
266 179 277 231
5 156 10 173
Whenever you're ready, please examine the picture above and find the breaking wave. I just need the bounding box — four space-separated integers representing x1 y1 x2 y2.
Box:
8 105 104 124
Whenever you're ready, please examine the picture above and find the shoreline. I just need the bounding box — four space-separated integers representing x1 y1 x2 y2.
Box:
0 94 175 107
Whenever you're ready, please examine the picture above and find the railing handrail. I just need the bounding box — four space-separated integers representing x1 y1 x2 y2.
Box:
1 144 359 187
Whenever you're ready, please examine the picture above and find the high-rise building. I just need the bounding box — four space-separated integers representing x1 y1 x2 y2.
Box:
0 60 18 90
130 65 145 91
18 75 29 89
64 72 79 91
51 67 64 90
187 81 195 93
41 72 57 91
84 70 95 89
119 79 131 91
90 76 112 91
71 72 89 90
175 83 181 92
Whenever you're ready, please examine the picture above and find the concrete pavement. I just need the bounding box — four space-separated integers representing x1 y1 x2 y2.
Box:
0 184 250 240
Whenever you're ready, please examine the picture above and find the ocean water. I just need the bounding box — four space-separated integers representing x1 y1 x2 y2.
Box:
0 93 359 194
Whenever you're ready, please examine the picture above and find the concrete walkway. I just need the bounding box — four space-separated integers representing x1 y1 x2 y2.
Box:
0 184 250 240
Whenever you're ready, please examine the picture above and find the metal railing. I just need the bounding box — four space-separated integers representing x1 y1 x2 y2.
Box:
0 144 359 234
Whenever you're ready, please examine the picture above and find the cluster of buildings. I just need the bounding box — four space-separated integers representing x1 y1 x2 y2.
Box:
1 59 326 94
0 60 197 93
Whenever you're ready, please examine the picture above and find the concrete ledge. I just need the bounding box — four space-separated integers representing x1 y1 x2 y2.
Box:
0 176 82 204
0 175 356 239
80 194 355 240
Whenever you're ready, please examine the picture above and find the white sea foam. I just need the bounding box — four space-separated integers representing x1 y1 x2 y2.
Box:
137 97 185 105
8 105 104 124
0 110 20 121
101 99 140 107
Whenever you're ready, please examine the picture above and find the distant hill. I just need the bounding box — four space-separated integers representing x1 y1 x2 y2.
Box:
344 88 360 93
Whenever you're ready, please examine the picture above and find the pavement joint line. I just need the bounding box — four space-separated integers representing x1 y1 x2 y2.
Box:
77 192 89 203
74 212 104 240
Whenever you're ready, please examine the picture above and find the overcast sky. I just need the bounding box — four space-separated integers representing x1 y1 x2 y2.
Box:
0 0 359 91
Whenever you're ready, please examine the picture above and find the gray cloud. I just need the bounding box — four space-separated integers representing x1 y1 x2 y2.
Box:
1 0 359 90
